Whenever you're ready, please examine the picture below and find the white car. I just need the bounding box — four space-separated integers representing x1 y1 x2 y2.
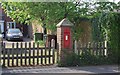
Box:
5 28 23 41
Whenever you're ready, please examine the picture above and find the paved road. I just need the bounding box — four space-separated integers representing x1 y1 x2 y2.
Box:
1 65 120 75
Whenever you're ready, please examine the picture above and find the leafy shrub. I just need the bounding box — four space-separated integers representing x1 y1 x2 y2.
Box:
36 40 45 46
58 50 114 67
58 53 80 67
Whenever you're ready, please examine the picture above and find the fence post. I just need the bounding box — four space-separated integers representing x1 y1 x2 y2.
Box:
104 41 107 56
51 39 55 64
48 41 51 64
37 42 39 65
20 42 23 66
51 39 55 49
16 42 19 66
74 40 78 55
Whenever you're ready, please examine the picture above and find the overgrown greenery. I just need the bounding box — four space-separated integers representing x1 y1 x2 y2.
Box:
91 12 120 64
91 2 120 65
58 52 114 67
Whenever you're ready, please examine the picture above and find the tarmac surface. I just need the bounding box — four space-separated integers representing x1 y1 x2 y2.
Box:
1 65 120 75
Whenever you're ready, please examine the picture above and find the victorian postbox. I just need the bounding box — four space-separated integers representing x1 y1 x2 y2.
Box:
63 27 71 48
57 18 73 63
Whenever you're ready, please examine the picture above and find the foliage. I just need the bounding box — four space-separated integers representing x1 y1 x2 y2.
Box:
107 13 120 64
58 53 80 67
91 1 119 41
90 2 119 64
36 40 45 46
1 2 92 38
79 50 113 65
1 2 77 32
2 2 120 49
58 50 115 67
1 2 31 24
91 12 120 64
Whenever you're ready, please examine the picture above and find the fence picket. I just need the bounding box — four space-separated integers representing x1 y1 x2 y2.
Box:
97 42 100 55
52 49 55 64
89 42 92 55
29 42 31 65
20 42 23 66
25 42 27 66
12 43 14 66
103 41 105 56
2 43 5 66
93 42 96 55
101 42 103 56
33 42 35 65
48 42 51 64
97 42 99 55
16 42 19 66
78 42 81 55
95 42 98 55
80 43 83 54
41 48 43 65
106 41 109 56
7 48 10 67
45 44 47 65
88 42 91 54
51 39 55 64
85 43 88 54
37 42 39 65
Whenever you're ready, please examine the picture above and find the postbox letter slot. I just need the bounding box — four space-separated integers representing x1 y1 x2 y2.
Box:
65 35 68 40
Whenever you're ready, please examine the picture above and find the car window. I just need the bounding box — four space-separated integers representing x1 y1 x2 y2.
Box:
8 29 21 34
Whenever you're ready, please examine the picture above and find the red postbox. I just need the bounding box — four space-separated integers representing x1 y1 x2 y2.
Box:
64 27 71 48
57 18 73 63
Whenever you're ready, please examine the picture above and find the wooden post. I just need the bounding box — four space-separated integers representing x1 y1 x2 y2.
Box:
51 39 55 64
29 42 31 65
48 42 51 64
12 43 14 66
74 40 78 55
37 42 39 65
104 41 107 56
78 41 81 55
20 42 23 66
7 48 10 67
41 48 43 65
25 42 27 66
16 42 19 66
33 42 35 65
